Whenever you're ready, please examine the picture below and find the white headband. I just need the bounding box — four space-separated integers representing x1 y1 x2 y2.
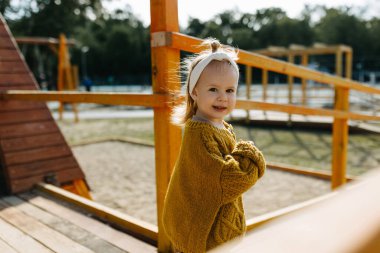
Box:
188 52 239 95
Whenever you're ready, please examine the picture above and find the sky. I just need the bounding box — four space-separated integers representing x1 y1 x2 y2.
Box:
103 0 380 27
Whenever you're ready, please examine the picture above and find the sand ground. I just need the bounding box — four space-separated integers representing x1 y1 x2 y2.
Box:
72 141 331 225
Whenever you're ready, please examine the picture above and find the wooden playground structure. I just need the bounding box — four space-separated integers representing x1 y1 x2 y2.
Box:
1 0 380 252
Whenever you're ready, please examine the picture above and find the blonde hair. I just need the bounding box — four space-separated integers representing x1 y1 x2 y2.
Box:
171 38 239 126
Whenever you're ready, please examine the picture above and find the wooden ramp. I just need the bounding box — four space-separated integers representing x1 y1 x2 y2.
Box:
0 190 156 253
0 14 86 194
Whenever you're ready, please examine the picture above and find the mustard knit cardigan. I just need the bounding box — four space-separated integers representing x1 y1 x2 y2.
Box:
163 120 266 253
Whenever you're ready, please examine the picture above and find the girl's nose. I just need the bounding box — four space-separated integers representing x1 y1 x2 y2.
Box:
218 92 227 101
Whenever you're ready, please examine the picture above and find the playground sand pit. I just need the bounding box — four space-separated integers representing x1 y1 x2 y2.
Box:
71 141 331 225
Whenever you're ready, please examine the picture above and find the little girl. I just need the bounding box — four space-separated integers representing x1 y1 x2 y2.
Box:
163 39 266 253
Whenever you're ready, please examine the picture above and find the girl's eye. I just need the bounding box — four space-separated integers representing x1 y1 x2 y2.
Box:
227 89 235 93
209 88 217 92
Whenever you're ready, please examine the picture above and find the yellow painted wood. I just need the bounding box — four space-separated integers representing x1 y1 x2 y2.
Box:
150 0 182 252
15 37 76 46
245 66 252 122
62 179 92 200
301 53 308 105
36 183 158 243
235 100 380 121
253 44 352 57
0 91 166 107
246 191 336 231
170 32 380 95
267 162 355 182
57 34 78 121
345 51 353 79
331 87 349 189
335 50 343 77
262 69 268 101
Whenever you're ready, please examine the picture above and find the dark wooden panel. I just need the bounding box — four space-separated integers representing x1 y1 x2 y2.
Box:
4 145 72 166
0 100 46 112
8 156 79 179
0 108 53 125
10 167 85 193
0 61 29 73
0 36 15 49
0 85 37 91
0 49 22 61
0 25 10 37
0 121 59 139
1 132 64 152
0 73 34 85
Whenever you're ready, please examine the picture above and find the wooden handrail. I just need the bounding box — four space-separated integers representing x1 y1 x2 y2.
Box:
2 91 379 121
0 91 168 108
169 32 380 95
15 37 76 46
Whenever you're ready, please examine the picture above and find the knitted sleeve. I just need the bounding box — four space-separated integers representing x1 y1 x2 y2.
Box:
203 136 266 205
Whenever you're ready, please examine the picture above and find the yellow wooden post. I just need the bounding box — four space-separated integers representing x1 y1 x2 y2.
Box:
57 34 79 122
245 66 252 122
331 87 349 189
301 53 308 105
345 50 352 79
288 53 294 122
331 48 348 189
335 49 343 77
150 0 182 252
262 69 268 101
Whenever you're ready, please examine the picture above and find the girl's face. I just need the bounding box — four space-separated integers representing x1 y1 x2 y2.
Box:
192 61 238 124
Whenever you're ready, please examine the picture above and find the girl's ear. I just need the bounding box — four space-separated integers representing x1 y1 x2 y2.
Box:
190 88 197 101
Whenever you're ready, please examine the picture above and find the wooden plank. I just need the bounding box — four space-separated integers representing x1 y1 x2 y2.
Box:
36 183 158 244
0 91 167 107
0 24 10 37
331 87 349 189
1 131 64 152
21 193 156 252
235 100 380 121
0 73 34 85
4 145 73 166
0 238 18 253
0 50 22 61
0 100 46 112
0 61 30 73
10 167 84 194
3 195 131 253
0 217 52 253
0 199 94 253
0 121 59 139
0 85 37 91
0 108 53 125
0 37 16 49
151 0 182 251
8 156 78 179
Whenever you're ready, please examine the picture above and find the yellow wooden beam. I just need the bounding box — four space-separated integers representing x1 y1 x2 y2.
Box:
235 100 380 121
245 66 252 122
262 69 268 101
170 32 380 95
331 88 350 189
0 91 167 107
150 0 182 252
246 191 337 231
301 53 308 105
